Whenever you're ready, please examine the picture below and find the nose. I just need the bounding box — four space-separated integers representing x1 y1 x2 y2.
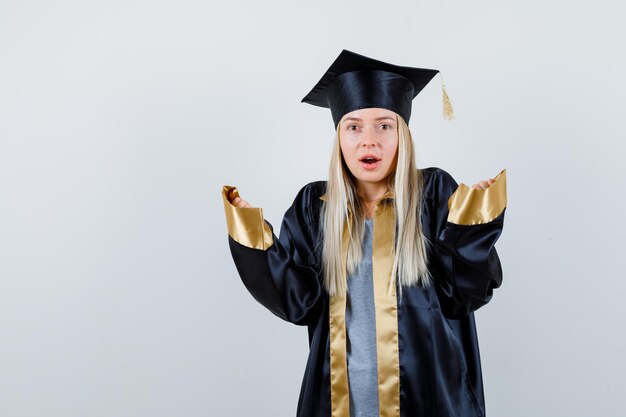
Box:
361 127 377 148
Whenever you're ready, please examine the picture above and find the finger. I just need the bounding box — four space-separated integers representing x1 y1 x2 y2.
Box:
235 197 252 208
471 181 488 189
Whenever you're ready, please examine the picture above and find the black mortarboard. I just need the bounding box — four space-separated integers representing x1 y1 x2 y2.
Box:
301 49 454 127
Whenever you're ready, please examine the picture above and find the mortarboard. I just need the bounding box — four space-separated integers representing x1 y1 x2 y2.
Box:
301 49 454 127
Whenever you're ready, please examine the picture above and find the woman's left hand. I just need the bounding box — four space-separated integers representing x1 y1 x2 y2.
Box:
471 178 496 189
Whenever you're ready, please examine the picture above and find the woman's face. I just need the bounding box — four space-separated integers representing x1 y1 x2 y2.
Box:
339 107 399 190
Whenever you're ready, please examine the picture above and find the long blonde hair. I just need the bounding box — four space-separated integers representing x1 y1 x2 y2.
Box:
319 113 431 299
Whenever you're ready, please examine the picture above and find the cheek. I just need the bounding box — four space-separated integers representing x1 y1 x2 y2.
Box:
340 149 355 168
340 143 357 164
385 139 399 160
384 144 399 171
338 141 347 161
339 145 348 161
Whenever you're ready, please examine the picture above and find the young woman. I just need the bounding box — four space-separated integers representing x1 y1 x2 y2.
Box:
221 50 507 417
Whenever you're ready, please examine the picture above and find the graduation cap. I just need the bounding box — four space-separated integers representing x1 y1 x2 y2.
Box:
301 49 454 127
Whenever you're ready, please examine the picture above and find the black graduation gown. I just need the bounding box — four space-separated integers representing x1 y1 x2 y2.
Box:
221 167 507 417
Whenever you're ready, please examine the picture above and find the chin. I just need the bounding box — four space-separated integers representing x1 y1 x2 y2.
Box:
354 173 386 183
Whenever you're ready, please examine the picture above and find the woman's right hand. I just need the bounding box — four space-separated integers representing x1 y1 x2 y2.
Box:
228 189 253 208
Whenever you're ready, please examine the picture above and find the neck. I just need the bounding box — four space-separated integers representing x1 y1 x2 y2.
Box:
356 180 389 203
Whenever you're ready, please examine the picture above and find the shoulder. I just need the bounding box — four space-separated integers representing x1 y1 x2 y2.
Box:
307 180 328 197
293 181 327 202
287 181 327 225
419 166 459 201
295 180 328 203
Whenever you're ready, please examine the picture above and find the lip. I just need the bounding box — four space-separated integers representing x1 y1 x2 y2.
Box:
359 154 381 162
359 160 381 170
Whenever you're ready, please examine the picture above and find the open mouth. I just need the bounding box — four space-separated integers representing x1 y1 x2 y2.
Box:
359 155 381 169
359 155 381 163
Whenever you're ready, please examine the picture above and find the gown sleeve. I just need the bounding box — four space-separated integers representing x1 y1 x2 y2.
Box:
431 168 507 319
221 183 323 326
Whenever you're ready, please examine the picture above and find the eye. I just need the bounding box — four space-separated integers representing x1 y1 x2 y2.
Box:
347 124 358 131
380 124 391 130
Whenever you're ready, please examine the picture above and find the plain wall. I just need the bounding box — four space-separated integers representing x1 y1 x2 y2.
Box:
1 0 625 416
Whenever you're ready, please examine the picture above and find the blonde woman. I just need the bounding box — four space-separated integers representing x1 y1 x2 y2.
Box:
221 50 507 417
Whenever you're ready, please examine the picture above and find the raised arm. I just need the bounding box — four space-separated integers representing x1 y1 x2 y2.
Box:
221 183 323 326
431 168 507 318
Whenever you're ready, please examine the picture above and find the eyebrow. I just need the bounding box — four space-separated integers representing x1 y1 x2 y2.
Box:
342 116 396 123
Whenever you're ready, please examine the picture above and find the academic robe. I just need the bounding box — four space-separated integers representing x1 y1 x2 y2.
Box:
221 166 507 417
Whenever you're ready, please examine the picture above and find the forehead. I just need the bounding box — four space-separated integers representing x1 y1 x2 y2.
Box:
341 107 398 122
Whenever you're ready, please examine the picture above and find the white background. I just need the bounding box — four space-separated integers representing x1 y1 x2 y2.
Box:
1 0 625 416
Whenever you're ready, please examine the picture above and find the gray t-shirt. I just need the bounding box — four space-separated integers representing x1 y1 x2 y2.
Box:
345 217 379 417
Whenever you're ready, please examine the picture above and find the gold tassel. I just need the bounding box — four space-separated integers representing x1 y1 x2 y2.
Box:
441 74 455 120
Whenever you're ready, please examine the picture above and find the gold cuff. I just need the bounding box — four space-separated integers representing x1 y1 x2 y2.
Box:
447 169 507 225
221 185 274 250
